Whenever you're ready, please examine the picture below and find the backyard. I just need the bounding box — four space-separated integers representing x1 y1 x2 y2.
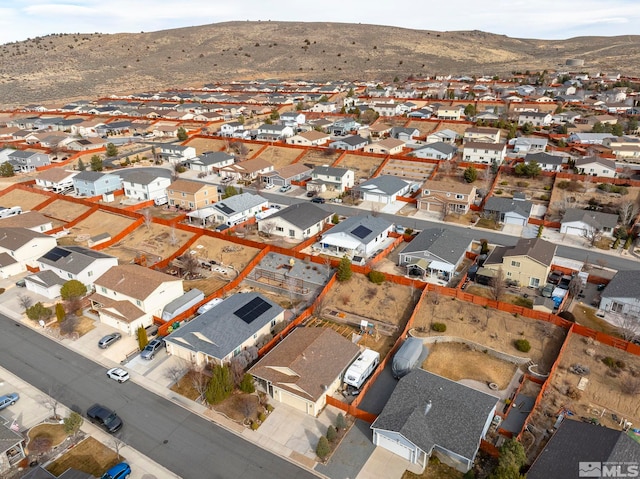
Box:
65 210 137 244
0 186 51 209
337 153 386 183
494 171 554 202
46 437 120 477
38 199 91 222
297 148 342 168
379 159 436 182
255 145 305 169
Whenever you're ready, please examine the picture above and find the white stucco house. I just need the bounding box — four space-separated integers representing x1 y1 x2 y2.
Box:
36 245 119 288
122 171 171 202
257 202 331 240
575 157 617 178
0 227 57 274
319 214 394 257
354 175 411 204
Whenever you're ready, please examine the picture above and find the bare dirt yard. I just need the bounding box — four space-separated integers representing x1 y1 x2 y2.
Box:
0 186 51 209
405 120 439 137
495 171 554 202
412 292 567 371
66 210 136 242
38 199 91 222
256 145 305 170
188 234 260 272
184 137 229 154
322 274 420 329
338 153 386 183
298 148 342 168
103 223 195 264
531 332 640 434
380 159 436 182
422 342 517 389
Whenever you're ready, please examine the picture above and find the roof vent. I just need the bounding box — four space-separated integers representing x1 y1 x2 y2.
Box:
424 400 432 416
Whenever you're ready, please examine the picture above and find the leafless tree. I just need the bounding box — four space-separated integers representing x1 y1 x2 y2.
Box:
142 208 152 230
581 227 603 248
59 316 79 336
621 375 640 396
230 355 248 386
39 385 62 420
428 289 440 319
439 160 453 177
489 268 506 301
619 200 638 227
18 294 33 312
169 225 179 246
191 366 210 403
261 220 277 238
164 360 189 386
179 253 200 279
617 313 640 342
110 433 128 460
241 396 254 420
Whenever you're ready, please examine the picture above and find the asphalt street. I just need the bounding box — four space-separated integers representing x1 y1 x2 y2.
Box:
0 314 316 479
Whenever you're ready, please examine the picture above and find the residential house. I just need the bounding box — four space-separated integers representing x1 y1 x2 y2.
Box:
256 124 294 141
185 151 235 174
64 137 107 151
412 142 457 160
0 422 26 475
517 111 552 127
279 111 306 127
366 138 405 155
418 180 476 215
483 237 556 288
371 369 498 473
250 328 360 416
524 152 563 172
329 135 368 151
435 106 464 121
0 228 57 273
285 130 330 146
310 102 337 113
0 211 53 233
603 136 640 162
355 175 412 204
331 118 359 136
510 137 548 156
575 157 617 178
72 171 122 197
258 202 330 240
319 214 393 257
527 419 640 479
560 208 618 238
24 269 68 299
36 245 118 289
368 123 393 138
35 168 77 193
484 194 533 226
568 132 616 145
552 110 582 124
462 141 507 165
406 108 432 119
165 292 285 366
6 150 50 173
307 166 354 194
398 228 472 281
426 129 459 144
600 270 640 322
219 158 274 182
261 163 312 188
390 127 420 142
122 171 171 202
89 264 184 335
371 102 403 117
167 179 218 210
211 193 268 226
463 127 501 144
219 121 245 137
160 144 197 163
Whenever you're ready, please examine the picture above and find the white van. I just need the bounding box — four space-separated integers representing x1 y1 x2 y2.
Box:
0 206 22 218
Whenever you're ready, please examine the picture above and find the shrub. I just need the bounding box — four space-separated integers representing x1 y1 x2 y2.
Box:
26 302 52 321
500 180 508 186
251 421 260 430
60 279 87 300
494 189 503 195
336 256 353 282
266 404 274 413
463 166 478 183
540 194 550 201
258 412 266 422
316 436 330 459
368 270 385 284
326 425 337 442
544 185 551 190
512 297 533 309
0 287 4 295
331 213 340 224
558 311 575 322
137 326 149 351
515 339 531 352
556 180 570 189
603 357 626 370
432 322 447 332
239 373 255 393
516 181 529 187
336 412 347 430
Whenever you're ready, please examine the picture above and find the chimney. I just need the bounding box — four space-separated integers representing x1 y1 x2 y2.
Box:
424 400 432 416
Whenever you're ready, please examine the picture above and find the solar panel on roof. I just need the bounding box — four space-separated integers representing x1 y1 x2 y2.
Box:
217 203 234 215
234 297 272 324
351 225 372 239
42 247 71 262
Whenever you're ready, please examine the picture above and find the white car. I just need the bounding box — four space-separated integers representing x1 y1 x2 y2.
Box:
264 183 275 189
106 367 130 383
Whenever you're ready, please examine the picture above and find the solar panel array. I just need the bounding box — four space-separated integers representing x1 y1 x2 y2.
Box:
217 203 234 214
42 247 72 262
233 297 273 324
351 225 372 239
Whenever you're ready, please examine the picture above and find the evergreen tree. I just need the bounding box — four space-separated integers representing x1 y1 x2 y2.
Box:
137 326 149 351
177 127 188 141
77 159 86 171
0 162 15 177
336 412 347 430
55 303 66 323
326 425 337 442
316 436 330 459
105 142 118 157
60 280 87 301
90 155 103 172
463 166 478 183
336 256 352 282
206 364 234 404
239 373 255 393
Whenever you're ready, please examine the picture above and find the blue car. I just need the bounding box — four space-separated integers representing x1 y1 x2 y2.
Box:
101 462 131 479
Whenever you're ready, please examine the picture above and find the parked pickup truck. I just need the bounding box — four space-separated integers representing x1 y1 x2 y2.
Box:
87 404 123 433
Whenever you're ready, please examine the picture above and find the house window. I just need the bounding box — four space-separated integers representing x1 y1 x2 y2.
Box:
611 302 624 313
136 300 142 306
456 194 464 199
189 202 194 208
68 273 73 278
253 333 257 339
423 190 430 195
101 287 107 293
511 261 520 267
271 319 276 327
289 229 295 237
88 271 93 277
530 277 540 287
233 347 241 357
276 227 284 232
181 192 186 197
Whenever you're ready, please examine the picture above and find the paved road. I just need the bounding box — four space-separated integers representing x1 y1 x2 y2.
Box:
0 314 316 479
250 189 638 272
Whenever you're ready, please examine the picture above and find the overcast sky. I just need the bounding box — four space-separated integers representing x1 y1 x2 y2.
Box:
1 0 639 44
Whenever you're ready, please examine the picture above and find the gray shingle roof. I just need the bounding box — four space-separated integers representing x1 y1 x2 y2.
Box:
331 135 367 146
265 202 330 230
602 270 640 300
212 193 266 216
399 228 471 265
165 293 284 361
194 151 234 166
355 175 410 196
485 238 556 267
0 227 51 251
371 369 498 461
414 142 457 155
312 165 350 178
484 196 533 217
525 152 563 165
562 208 619 229
38 245 116 275
323 214 393 244
26 270 66 288
527 419 640 479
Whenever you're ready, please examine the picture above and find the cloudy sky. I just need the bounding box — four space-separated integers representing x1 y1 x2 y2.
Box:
1 0 639 44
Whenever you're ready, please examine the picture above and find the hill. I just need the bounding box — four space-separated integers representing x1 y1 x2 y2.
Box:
1 21 639 106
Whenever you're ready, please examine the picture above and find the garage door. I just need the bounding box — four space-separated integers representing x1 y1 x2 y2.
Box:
565 226 585 236
504 215 526 226
276 388 309 414
376 433 414 462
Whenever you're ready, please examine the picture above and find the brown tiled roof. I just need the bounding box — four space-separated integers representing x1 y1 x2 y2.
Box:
298 130 330 141
275 163 312 178
421 179 475 196
94 264 180 299
0 227 51 251
168 179 211 194
0 211 52 230
464 141 506 151
37 167 75 183
230 157 273 174
89 292 145 323
249 327 360 402
374 138 405 149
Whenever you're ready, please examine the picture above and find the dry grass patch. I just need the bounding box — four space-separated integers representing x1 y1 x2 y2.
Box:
69 210 136 242
171 369 207 401
0 187 51 209
298 148 342 168
338 153 385 182
380 159 435 182
28 423 68 450
38 199 91 222
103 222 195 263
186 234 261 272
404 120 439 137
571 304 618 336
422 342 517 389
256 145 304 169
185 137 230 154
46 437 120 478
